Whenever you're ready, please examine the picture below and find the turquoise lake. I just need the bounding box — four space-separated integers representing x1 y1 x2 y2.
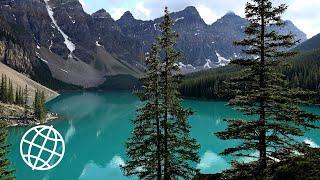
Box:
7 92 320 180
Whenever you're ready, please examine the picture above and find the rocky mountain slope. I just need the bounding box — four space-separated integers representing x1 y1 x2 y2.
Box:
294 33 320 51
0 0 143 88
0 0 307 88
117 7 307 71
0 62 58 103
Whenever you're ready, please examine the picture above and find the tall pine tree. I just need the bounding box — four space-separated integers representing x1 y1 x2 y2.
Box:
8 80 14 104
0 120 14 179
123 7 199 179
122 44 163 179
216 0 319 176
158 7 199 179
0 75 8 103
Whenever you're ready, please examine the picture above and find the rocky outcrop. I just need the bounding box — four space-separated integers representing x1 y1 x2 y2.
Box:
0 40 32 73
0 1 307 87
0 0 143 88
117 6 307 67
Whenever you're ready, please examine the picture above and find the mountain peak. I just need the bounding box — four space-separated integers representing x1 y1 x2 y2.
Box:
169 6 204 24
120 11 135 20
212 11 246 26
184 6 198 14
226 11 236 16
221 11 241 19
92 9 112 19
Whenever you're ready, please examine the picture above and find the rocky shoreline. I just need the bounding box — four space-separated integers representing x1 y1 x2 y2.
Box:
0 103 59 127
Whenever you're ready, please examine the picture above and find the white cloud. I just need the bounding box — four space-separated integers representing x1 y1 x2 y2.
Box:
284 0 320 38
64 121 75 144
196 4 219 24
79 155 128 179
109 8 127 20
79 0 88 12
197 150 230 173
304 138 320 148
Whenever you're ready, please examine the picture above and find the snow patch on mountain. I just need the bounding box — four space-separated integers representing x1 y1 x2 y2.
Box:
44 0 76 57
36 52 49 64
176 62 196 70
175 17 184 22
96 41 102 47
215 51 230 66
204 59 212 69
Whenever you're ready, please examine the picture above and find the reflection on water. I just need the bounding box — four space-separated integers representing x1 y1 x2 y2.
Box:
79 156 129 180
65 121 75 144
304 138 319 148
7 92 320 180
197 150 230 173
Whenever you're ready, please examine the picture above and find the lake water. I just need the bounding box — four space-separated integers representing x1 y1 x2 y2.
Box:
7 92 320 180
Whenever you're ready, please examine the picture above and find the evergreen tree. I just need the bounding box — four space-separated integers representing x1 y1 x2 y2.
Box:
123 7 199 179
0 75 8 103
216 0 319 176
0 75 4 102
158 7 199 179
14 86 19 105
8 80 14 104
23 85 28 122
39 91 46 121
23 85 28 106
122 44 163 179
34 90 40 120
34 90 46 122
0 120 15 179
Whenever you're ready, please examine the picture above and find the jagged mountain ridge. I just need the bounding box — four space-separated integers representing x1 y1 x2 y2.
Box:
0 0 307 88
0 0 143 88
117 7 307 69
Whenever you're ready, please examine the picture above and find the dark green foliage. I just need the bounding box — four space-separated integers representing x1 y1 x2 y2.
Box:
180 49 320 101
180 65 240 99
33 90 46 122
294 33 320 51
122 44 163 179
159 7 200 179
122 7 199 180
0 74 8 103
0 120 14 179
7 80 14 104
219 144 320 180
267 145 320 180
282 49 320 91
215 0 319 174
0 74 28 107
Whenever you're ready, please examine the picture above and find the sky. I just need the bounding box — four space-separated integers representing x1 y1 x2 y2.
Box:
80 0 320 38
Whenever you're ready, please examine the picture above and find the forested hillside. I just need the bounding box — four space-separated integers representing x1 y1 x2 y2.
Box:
180 48 320 100
294 33 320 51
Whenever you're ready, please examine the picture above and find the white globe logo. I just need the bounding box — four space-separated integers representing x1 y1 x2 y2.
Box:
20 125 65 171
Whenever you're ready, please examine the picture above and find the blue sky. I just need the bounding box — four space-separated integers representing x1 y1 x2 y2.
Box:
80 0 320 38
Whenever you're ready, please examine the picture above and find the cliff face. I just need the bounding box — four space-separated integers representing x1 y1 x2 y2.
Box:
0 40 32 74
0 1 308 87
0 0 143 88
117 8 307 69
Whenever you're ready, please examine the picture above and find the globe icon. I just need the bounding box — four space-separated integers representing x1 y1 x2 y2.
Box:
20 125 65 171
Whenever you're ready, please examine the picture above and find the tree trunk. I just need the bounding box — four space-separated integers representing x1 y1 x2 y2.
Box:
155 79 162 180
259 0 267 171
163 52 169 179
